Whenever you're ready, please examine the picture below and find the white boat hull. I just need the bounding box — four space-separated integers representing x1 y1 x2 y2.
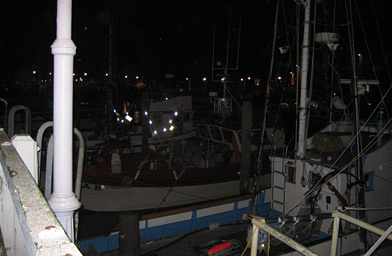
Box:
81 180 240 211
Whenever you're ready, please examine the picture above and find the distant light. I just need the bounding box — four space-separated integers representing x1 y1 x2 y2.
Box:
247 76 251 80
49 72 52 75
105 73 109 77
174 111 178 116
149 120 152 125
124 75 128 79
113 109 117 113
358 53 362 57
84 72 88 76
73 73 75 76
136 76 139 79
169 125 175 132
165 97 168 100
240 78 244 82
202 77 207 82
80 77 83 81
144 111 148 116
116 117 120 122
33 70 36 74
121 119 124 123
153 130 158 135
221 77 225 82
168 119 173 124
186 77 189 81
278 76 282 80
84 26 88 30
368 103 371 106
125 115 132 122
163 128 167 132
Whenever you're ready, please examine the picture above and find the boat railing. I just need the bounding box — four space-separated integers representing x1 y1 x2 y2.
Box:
0 128 82 255
245 211 392 256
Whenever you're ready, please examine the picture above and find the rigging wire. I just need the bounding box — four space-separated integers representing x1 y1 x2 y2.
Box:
356 1 391 120
257 0 280 171
280 83 392 218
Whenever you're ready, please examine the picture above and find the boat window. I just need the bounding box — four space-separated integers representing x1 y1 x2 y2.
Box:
183 112 191 122
222 129 234 143
285 165 296 183
151 113 162 124
364 171 374 192
210 126 223 141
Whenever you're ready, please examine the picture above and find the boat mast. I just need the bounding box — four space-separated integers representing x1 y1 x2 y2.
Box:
257 0 280 171
296 0 311 159
105 3 117 136
346 0 367 247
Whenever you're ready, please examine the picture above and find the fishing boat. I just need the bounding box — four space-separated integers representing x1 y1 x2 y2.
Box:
261 0 392 254
80 93 285 212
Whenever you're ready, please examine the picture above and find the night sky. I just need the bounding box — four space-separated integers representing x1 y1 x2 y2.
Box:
1 1 391 101
0 1 279 93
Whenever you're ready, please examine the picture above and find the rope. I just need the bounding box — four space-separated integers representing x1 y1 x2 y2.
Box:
155 168 186 211
240 221 262 256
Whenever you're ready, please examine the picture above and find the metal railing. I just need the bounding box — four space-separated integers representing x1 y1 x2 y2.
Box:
246 211 392 256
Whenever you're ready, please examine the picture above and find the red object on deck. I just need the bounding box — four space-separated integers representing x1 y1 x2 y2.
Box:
208 241 232 255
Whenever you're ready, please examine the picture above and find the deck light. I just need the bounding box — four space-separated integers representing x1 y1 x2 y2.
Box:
125 115 132 122
168 124 177 133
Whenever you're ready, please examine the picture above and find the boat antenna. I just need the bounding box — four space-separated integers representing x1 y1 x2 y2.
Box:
357 1 391 120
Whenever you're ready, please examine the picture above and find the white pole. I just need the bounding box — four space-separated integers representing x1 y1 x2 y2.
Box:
250 223 259 256
48 0 81 242
297 0 311 159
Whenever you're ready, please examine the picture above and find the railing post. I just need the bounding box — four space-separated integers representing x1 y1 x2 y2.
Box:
48 0 81 242
330 215 340 256
250 222 260 256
